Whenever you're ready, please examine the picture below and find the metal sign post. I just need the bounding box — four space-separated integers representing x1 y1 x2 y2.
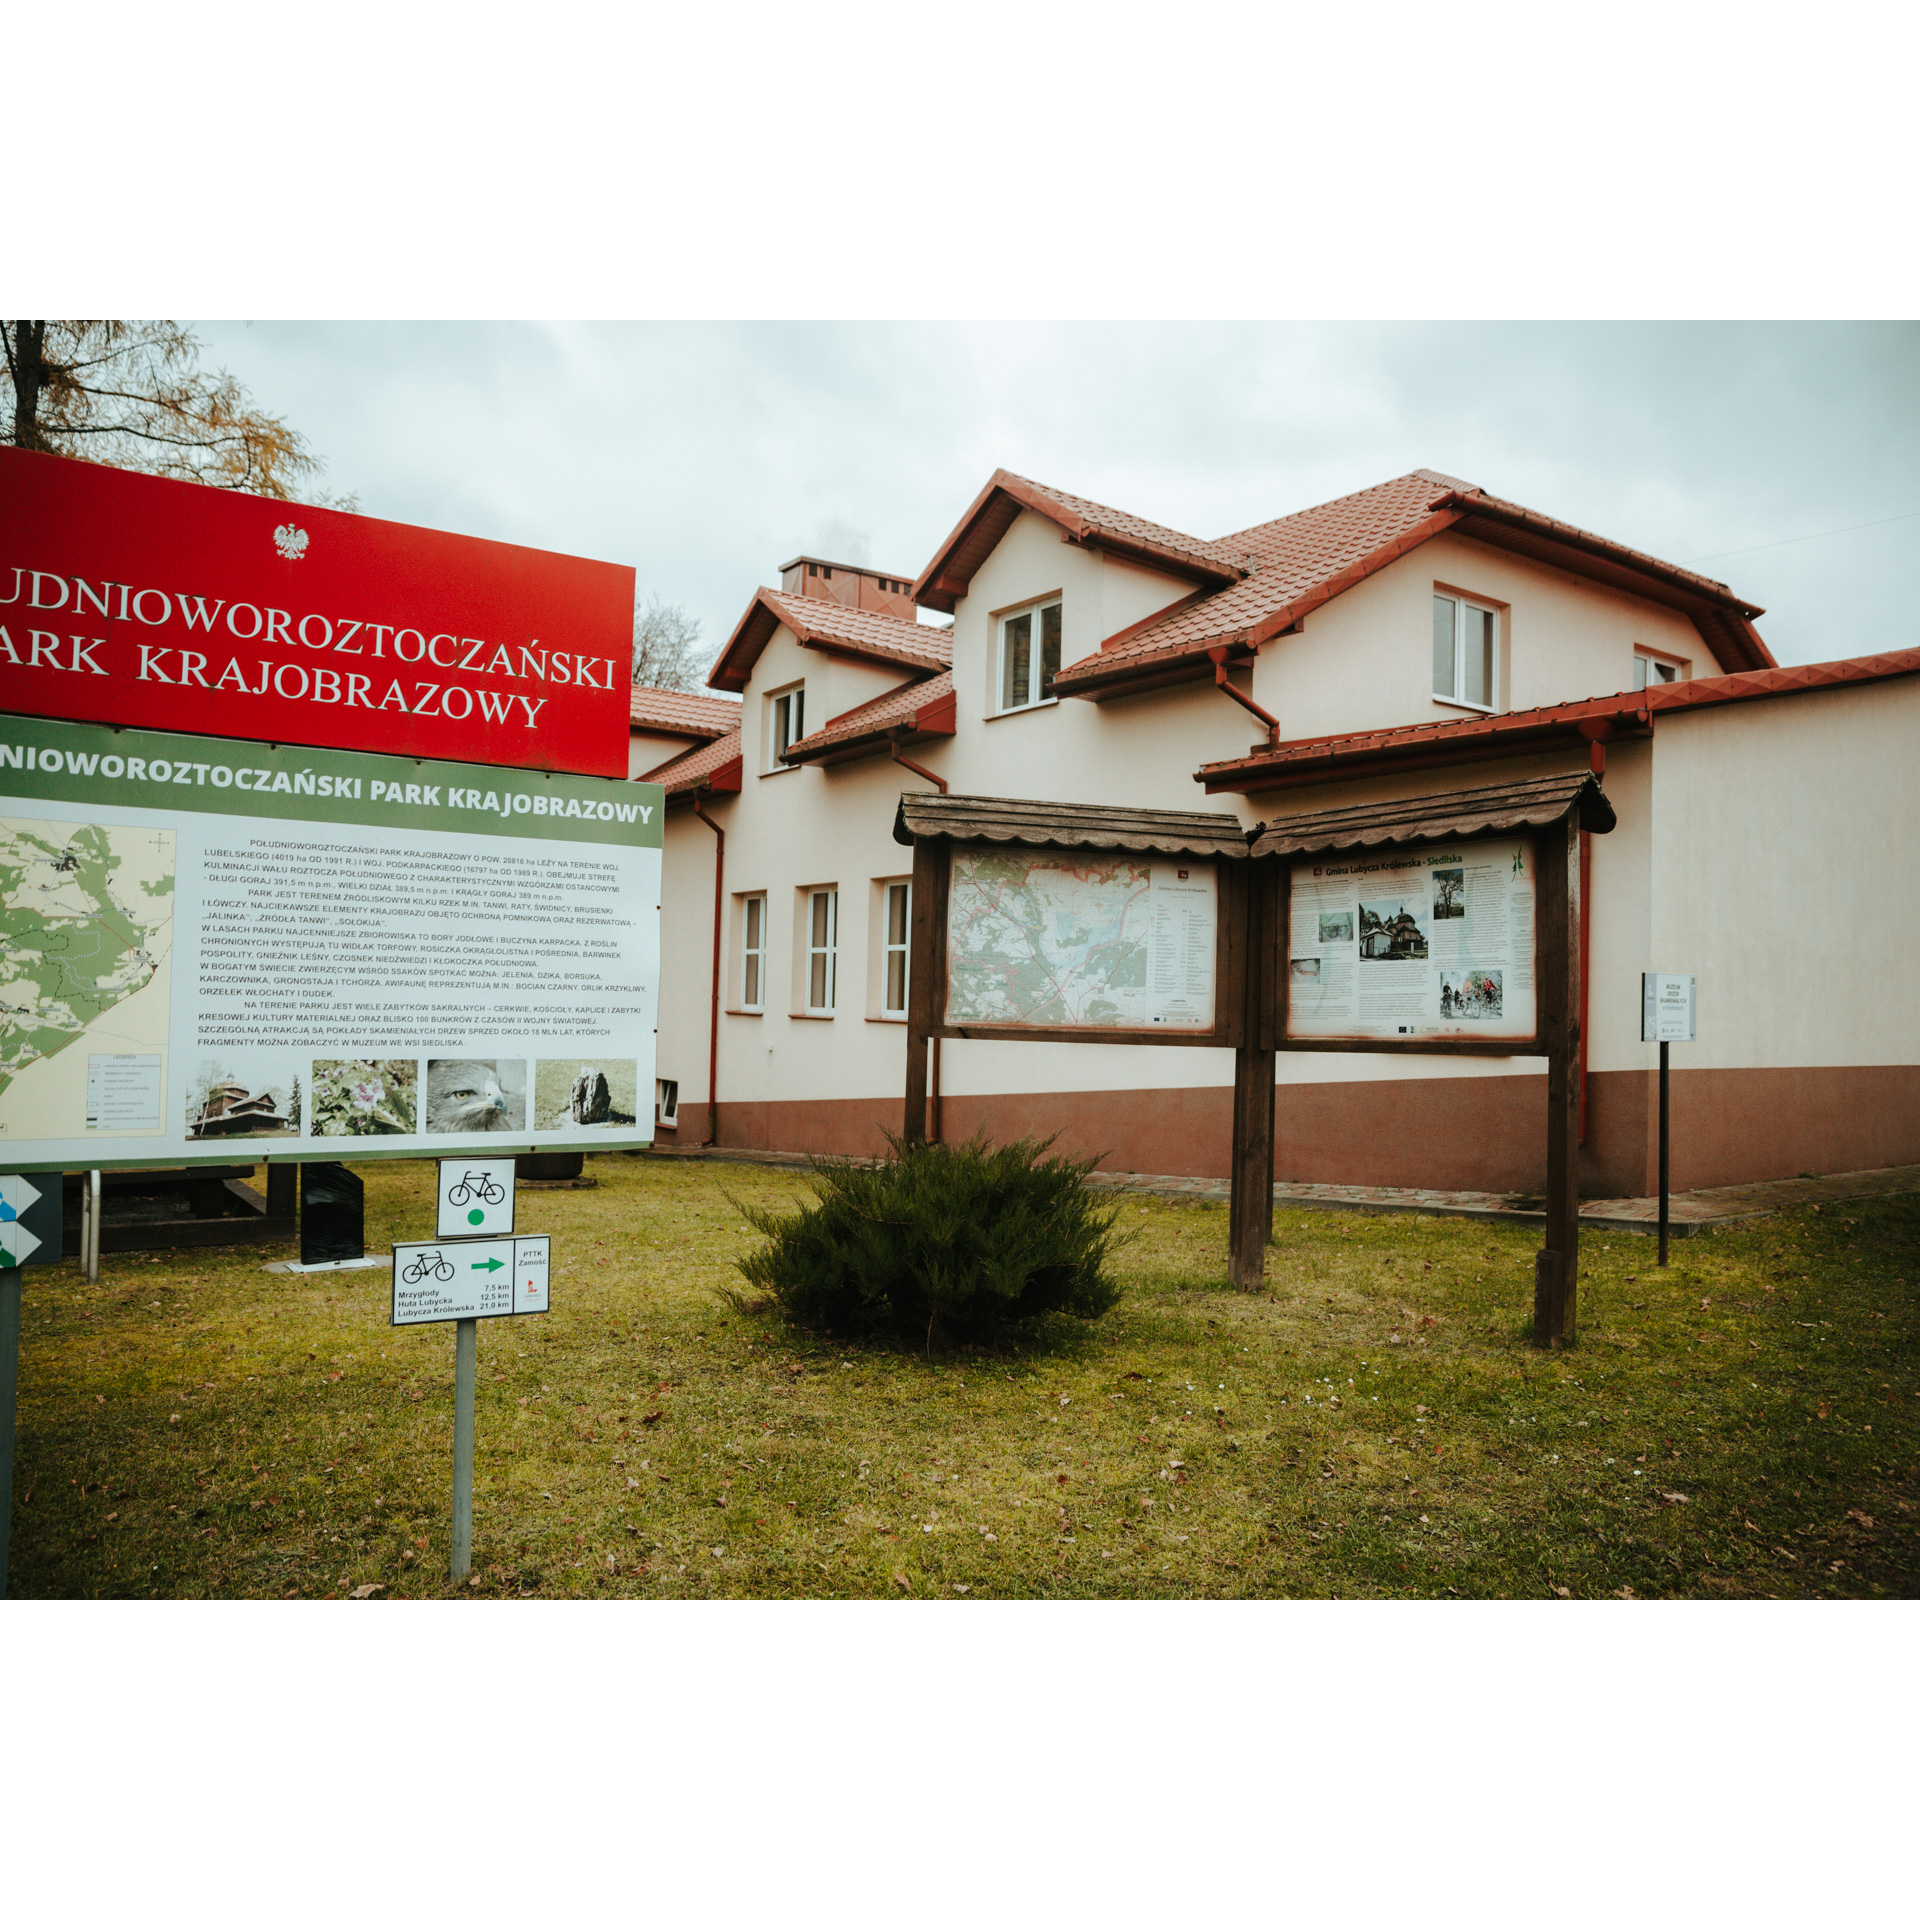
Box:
393 1160 551 1584
1 1175 64 1598
1643 973 1697 1266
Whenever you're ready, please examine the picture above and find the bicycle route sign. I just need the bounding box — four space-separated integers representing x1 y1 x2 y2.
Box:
390 1232 551 1327
437 1157 516 1237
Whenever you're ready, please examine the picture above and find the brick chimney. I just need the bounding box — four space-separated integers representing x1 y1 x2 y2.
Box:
779 556 917 622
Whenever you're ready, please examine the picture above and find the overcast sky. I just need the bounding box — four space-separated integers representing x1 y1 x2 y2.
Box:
192 322 1917 675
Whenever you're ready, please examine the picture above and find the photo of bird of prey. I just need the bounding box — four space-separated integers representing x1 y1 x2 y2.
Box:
425 1058 527 1132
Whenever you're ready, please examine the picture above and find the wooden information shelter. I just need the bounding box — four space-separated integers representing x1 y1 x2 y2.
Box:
896 772 1614 1347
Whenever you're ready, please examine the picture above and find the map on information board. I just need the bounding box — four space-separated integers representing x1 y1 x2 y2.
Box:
0 817 175 1105
945 850 1215 1030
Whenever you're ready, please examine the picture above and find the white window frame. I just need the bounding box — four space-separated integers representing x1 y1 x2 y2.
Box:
1632 650 1683 690
738 892 766 1011
655 1078 679 1129
803 886 837 1014
995 596 1062 714
766 683 805 771
1432 591 1500 713
877 878 911 1019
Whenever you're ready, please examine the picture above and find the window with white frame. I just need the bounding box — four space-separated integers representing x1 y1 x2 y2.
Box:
805 887 837 1012
767 685 804 769
655 1078 679 1129
739 894 766 1010
1632 652 1680 690
1432 593 1499 710
883 880 910 1015
998 598 1062 711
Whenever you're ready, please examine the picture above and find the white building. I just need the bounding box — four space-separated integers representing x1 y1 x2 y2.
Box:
637 467 1920 1194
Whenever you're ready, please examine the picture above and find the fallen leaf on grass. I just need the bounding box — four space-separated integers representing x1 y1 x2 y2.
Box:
348 1583 385 1600
1847 1510 1875 1529
640 1410 662 1426
892 1572 910 1593
1659 1491 1690 1506
1551 1584 1573 1599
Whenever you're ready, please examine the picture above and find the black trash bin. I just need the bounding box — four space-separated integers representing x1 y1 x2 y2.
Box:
300 1162 365 1265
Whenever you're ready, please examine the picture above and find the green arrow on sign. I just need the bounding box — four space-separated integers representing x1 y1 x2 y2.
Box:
471 1257 506 1272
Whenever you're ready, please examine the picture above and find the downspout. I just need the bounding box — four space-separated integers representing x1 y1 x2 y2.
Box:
888 738 944 1138
1574 721 1610 1148
692 794 724 1147
1207 647 1279 746
1578 828 1591 1146
889 736 948 794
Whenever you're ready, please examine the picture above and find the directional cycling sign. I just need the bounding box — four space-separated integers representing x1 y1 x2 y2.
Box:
436 1158 517 1238
390 1233 551 1327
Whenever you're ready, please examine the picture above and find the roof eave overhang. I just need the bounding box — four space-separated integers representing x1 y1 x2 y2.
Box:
1439 496 1774 672
781 689 958 770
1055 646 1248 704
913 469 1242 615
1199 726 1642 796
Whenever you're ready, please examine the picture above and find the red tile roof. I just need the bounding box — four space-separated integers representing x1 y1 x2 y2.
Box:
1196 646 1920 794
1051 468 1773 699
646 726 742 798
629 685 743 739
913 469 1248 614
781 672 956 767
708 587 951 693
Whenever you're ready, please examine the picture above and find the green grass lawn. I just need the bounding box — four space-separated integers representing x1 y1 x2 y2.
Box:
9 1154 1915 1599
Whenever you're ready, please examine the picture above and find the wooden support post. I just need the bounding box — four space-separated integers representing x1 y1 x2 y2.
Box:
1226 861 1276 1291
1535 815 1582 1345
265 1161 297 1222
1229 1044 1275 1290
902 836 944 1148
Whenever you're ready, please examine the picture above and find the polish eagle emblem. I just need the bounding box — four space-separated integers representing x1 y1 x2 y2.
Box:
273 523 310 560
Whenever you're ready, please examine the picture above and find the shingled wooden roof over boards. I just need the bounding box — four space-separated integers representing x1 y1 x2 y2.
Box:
894 791 1250 858
1249 772 1615 861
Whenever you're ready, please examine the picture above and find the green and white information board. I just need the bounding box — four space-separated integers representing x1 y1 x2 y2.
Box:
0 715 661 1170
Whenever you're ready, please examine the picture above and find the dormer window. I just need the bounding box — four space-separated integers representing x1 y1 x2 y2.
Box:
1633 652 1681 689
998 597 1062 712
767 684 804 770
1432 592 1499 712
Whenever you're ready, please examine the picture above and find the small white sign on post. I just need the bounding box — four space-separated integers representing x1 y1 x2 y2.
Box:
436 1158 518 1238
1642 973 1696 1043
391 1233 551 1327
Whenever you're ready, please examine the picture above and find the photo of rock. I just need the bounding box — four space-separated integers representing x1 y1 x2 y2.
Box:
425 1058 527 1132
535 1058 639 1131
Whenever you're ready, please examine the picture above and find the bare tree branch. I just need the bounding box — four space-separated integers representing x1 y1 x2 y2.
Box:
3 320 356 508
630 593 717 692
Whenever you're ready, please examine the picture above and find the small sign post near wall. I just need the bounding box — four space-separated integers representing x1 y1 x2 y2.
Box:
1642 972 1697 1266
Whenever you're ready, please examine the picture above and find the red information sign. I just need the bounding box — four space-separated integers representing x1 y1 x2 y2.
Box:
0 446 635 777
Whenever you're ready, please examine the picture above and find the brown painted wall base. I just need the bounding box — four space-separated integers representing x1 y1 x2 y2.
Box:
706 1062 1920 1197
1582 1064 1920 1194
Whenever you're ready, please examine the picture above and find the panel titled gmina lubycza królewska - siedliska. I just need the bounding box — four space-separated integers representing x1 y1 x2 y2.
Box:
0 715 662 1171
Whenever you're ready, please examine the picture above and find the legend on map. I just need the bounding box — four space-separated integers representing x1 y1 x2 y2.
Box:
86 1053 163 1131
